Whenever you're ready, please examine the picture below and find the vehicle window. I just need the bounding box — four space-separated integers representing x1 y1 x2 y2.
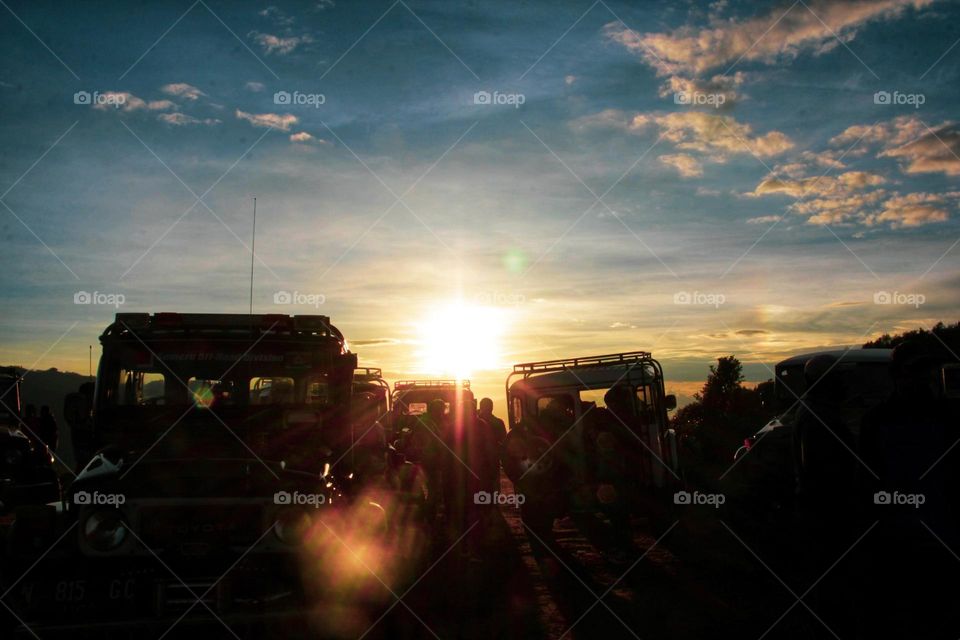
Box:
535 394 576 435
190 377 244 408
511 396 523 425
636 384 656 415
249 377 296 405
305 375 331 406
405 402 427 415
117 369 169 406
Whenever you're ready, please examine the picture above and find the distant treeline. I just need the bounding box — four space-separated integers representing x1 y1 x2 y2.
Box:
863 320 960 352
1 366 91 418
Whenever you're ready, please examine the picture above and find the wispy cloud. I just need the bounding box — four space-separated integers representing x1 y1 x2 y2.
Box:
659 153 703 177
161 82 205 101
158 112 220 126
604 0 934 76
91 91 175 112
248 31 312 55
235 109 297 130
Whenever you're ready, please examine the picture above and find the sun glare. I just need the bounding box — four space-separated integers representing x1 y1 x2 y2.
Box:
416 300 508 379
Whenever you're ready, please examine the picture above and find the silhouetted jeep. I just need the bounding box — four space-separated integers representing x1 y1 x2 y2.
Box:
0 313 395 637
501 351 679 532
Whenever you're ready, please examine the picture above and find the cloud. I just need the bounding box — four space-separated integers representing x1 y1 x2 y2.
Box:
659 153 703 177
235 109 298 131
751 171 885 198
868 192 951 228
830 115 925 149
91 91 176 112
746 215 782 224
161 83 204 100
749 156 953 228
289 131 328 144
249 31 312 55
880 123 960 176
831 117 960 176
604 0 934 76
245 81 265 92
659 72 747 106
571 110 793 160
158 112 220 126
654 111 793 159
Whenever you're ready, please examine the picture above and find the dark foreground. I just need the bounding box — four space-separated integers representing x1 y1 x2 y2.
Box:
3 473 958 640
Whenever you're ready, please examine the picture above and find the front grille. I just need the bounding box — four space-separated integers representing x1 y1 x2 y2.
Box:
139 505 262 551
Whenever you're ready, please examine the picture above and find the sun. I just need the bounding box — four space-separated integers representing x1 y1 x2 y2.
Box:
416 300 508 379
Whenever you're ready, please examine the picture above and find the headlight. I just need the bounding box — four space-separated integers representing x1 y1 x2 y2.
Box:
3 447 24 466
274 508 312 545
83 508 128 552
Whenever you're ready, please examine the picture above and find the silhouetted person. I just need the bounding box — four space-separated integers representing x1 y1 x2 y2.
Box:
461 408 500 561
478 398 506 448
412 399 447 523
38 405 58 453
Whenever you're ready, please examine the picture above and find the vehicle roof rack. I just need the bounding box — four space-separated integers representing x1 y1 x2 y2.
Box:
103 312 346 344
513 351 653 375
394 379 470 390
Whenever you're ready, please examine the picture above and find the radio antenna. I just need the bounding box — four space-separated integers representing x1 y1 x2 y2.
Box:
249 197 257 315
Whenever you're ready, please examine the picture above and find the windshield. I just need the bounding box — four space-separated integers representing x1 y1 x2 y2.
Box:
98 343 336 412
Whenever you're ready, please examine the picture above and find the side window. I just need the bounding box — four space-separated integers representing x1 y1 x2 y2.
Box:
117 370 166 406
636 384 653 414
511 396 523 426
249 377 296 405
536 394 575 429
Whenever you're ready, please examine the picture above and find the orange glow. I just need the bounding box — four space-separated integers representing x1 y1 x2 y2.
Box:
415 300 509 379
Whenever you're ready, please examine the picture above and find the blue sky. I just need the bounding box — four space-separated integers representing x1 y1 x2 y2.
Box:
1 0 958 404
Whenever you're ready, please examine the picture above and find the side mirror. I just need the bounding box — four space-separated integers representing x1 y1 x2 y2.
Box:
664 394 677 411
63 392 91 428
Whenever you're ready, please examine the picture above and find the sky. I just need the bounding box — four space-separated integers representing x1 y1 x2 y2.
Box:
1 0 958 408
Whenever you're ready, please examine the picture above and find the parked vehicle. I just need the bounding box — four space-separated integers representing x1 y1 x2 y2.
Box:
0 313 393 636
0 366 60 513
732 348 894 508
501 351 679 532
